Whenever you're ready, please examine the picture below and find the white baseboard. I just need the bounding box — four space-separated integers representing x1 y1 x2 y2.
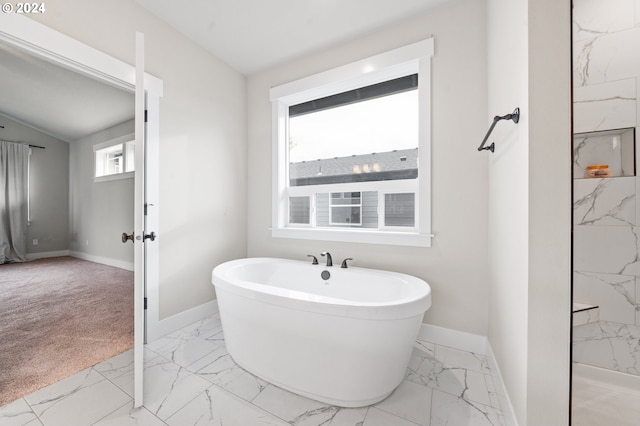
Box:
485 342 519 426
69 251 134 271
146 299 219 343
26 250 70 260
418 323 488 355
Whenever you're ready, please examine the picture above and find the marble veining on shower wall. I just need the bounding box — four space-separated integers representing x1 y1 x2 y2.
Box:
572 0 636 42
573 79 637 133
573 177 636 226
574 271 637 324
573 321 640 375
573 225 639 274
574 27 640 87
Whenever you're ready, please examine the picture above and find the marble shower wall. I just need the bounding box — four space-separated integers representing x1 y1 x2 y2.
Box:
572 0 640 375
573 0 640 134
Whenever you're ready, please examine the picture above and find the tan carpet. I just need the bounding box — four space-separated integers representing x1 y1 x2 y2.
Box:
0 256 133 406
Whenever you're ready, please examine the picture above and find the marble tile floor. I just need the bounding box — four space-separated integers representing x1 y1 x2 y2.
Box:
0 314 505 426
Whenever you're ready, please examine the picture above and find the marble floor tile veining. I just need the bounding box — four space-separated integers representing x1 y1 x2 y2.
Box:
23 368 131 426
252 384 369 426
0 314 505 426
0 398 43 426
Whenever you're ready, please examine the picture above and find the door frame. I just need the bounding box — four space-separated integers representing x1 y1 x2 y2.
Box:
0 10 163 380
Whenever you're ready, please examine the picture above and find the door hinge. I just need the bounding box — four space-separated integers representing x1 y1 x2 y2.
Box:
144 203 148 216
144 109 148 123
144 297 147 310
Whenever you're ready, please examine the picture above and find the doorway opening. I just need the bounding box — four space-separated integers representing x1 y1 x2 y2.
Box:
0 14 162 408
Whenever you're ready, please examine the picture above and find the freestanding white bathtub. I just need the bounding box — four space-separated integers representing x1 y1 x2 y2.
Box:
211 257 431 407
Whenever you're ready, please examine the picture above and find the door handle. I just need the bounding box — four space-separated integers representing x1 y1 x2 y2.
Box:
122 232 134 243
143 232 156 242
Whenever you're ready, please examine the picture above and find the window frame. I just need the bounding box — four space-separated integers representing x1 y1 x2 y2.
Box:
93 133 135 183
328 191 363 226
270 38 434 247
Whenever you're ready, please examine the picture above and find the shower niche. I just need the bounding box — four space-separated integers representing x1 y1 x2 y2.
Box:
573 127 636 179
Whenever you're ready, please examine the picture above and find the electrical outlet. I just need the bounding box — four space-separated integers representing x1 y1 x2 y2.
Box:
33 239 38 245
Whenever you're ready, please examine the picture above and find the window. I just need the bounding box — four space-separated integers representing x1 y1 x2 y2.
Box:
329 192 362 226
270 38 433 247
94 134 135 182
289 196 311 225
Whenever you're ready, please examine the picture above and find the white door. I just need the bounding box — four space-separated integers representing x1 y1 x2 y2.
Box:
121 31 161 409
133 32 147 408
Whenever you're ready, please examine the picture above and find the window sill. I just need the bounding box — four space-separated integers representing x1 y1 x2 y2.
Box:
94 171 134 183
271 227 432 247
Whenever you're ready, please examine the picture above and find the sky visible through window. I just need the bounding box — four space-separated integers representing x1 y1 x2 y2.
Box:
289 90 418 163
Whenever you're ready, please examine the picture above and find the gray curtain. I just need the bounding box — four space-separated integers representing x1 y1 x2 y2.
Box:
0 141 30 263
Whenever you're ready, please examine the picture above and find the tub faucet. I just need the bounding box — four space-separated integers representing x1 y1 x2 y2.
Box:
341 258 353 268
306 255 318 265
321 252 333 267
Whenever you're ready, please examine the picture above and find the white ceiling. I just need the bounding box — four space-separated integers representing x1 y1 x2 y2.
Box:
134 0 449 75
0 42 134 143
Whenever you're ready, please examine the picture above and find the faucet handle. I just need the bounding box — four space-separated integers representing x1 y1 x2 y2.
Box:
341 258 353 268
306 255 318 265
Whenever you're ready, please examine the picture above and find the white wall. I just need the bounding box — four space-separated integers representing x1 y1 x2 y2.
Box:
486 0 529 421
247 0 490 335
527 1 571 424
30 0 248 319
0 114 69 255
69 120 134 267
487 0 572 424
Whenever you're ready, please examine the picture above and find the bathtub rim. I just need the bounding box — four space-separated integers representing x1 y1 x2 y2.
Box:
212 257 431 321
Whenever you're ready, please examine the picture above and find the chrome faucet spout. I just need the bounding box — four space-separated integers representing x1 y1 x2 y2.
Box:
321 252 333 267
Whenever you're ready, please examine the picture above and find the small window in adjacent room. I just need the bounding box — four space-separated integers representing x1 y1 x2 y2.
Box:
270 38 434 247
95 144 124 176
94 135 134 182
